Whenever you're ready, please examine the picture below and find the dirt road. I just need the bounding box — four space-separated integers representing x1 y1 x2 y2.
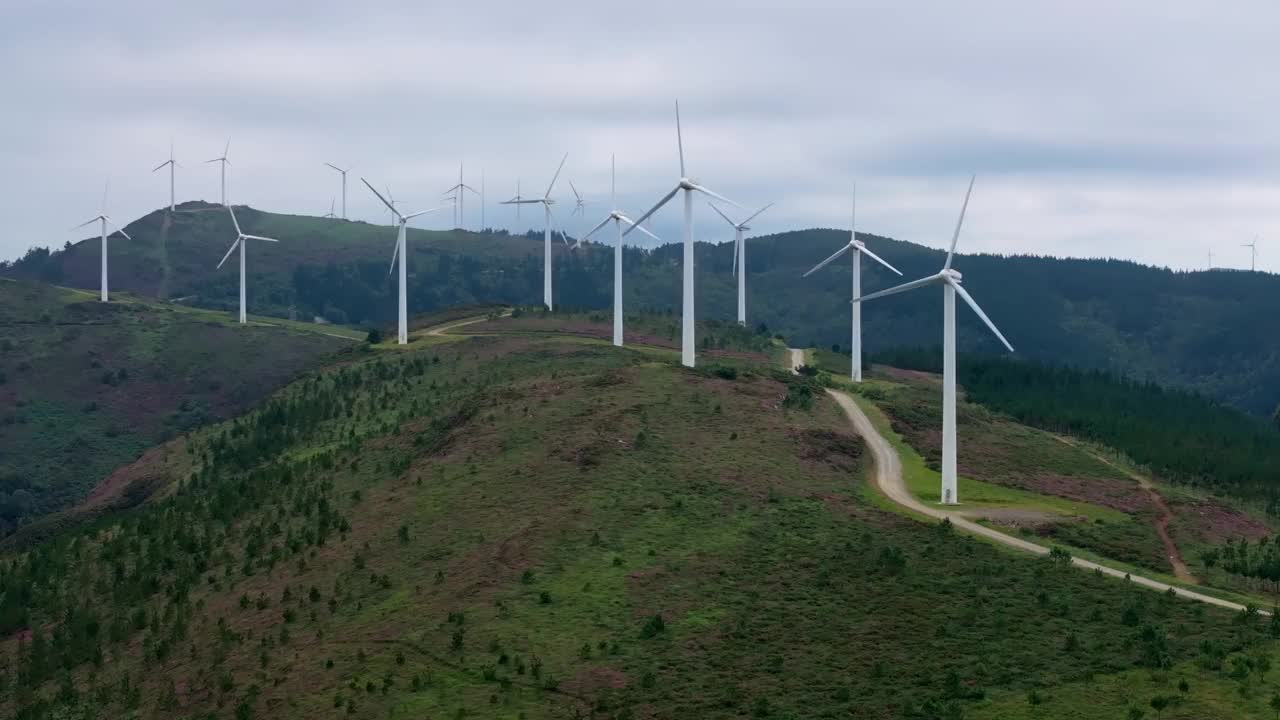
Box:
790 349 1255 613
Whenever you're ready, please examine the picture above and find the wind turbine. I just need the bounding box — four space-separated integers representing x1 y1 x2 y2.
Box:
324 163 350 219
801 187 902 382
361 178 443 344
709 201 774 327
569 181 586 217
72 182 131 303
502 153 570 310
216 205 279 324
625 101 742 367
152 141 178 213
1243 237 1258 271
855 176 1013 505
204 138 231 206
444 163 479 230
323 198 337 219
580 155 664 346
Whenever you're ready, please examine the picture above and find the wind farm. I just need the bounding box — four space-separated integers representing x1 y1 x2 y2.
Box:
5 5 1280 719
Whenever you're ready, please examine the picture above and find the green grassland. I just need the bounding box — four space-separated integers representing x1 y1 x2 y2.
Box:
8 332 1280 719
0 280 352 538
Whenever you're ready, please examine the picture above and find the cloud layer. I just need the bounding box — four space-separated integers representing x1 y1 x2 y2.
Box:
4 0 1277 272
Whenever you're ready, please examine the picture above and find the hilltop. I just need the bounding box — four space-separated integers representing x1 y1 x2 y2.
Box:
4 204 1279 416
0 280 354 540
10 320 1280 720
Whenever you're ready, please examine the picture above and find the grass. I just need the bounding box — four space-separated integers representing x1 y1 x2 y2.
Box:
10 333 1280 720
0 280 352 539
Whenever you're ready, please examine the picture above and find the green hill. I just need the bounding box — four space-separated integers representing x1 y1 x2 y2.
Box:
4 204 1279 416
8 326 1280 720
0 280 353 539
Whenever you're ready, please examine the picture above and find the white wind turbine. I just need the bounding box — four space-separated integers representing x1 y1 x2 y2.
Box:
502 153 570 310
362 178 444 344
216 205 279 324
709 201 774 327
444 163 479 230
580 155 664 346
625 101 741 367
323 198 337 219
324 163 350 219
205 138 231 206
569 181 586 217
72 182 131 303
854 176 1013 505
152 141 178 213
801 187 902 382
1243 237 1259 271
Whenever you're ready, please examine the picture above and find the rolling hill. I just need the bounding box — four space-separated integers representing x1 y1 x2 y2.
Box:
4 203 1279 417
8 321 1280 720
0 280 354 541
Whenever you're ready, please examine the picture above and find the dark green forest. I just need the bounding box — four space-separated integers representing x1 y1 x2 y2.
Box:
873 349 1280 512
4 202 1278 415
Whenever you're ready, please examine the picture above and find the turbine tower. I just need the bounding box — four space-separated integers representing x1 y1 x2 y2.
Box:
1243 238 1258 271
324 163 350 219
709 201 774 327
204 138 231 206
855 176 1013 505
801 187 902 382
72 182 131 303
501 153 570 310
581 155 663 346
216 205 279 324
361 178 443 344
152 142 178 212
444 163 479 230
625 101 742 367
480 169 486 230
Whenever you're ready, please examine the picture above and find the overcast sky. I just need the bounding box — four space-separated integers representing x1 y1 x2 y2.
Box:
4 1 1277 272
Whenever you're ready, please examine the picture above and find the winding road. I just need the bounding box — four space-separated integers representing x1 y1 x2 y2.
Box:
789 349 1258 614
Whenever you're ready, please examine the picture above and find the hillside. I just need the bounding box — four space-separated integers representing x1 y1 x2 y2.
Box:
4 205 1279 416
0 280 353 540
7 323 1280 719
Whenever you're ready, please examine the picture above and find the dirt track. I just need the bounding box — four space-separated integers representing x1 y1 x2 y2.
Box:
788 349 1256 614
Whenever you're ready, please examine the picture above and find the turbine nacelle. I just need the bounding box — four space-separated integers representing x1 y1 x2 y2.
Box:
943 268 963 283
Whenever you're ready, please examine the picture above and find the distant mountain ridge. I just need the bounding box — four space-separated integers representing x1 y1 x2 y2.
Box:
4 201 1278 415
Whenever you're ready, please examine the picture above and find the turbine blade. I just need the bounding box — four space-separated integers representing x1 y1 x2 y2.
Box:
857 244 903 276
547 205 571 245
361 177 400 218
204 158 221 164
623 185 680 236
152 160 169 172
618 215 662 243
243 234 278 242
217 238 240 269
224 137 231 157
71 217 100 231
732 236 738 276
227 205 242 235
461 184 480 195
404 207 445 220
707 202 738 228
802 243 852 278
324 162 344 173
500 199 543 205
542 149 568 197
944 175 976 271
582 216 612 241
951 280 1014 352
675 99 685 177
741 202 774 227
389 237 399 276
690 183 743 210
106 218 132 241
855 273 944 303
569 180 582 203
